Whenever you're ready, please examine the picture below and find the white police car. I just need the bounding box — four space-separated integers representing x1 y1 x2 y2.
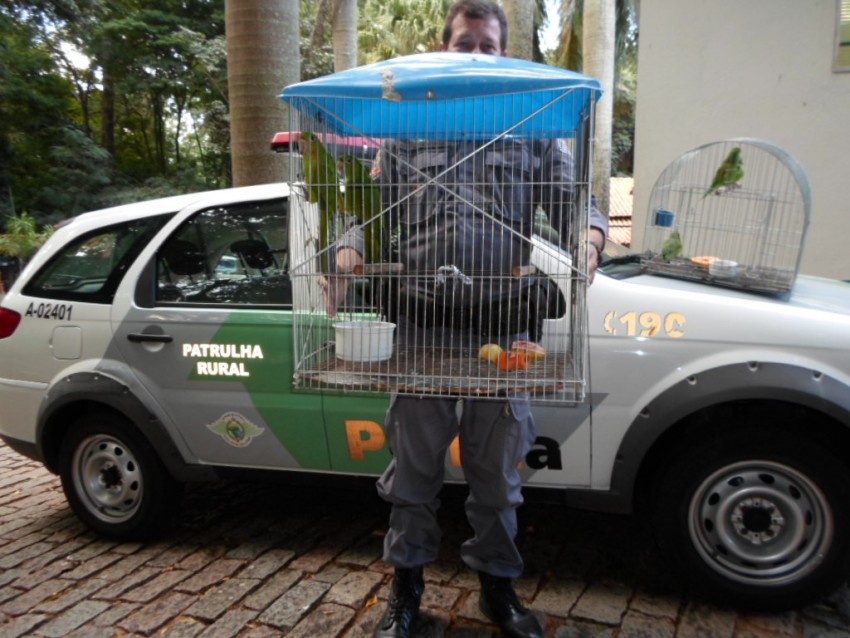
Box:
0 181 848 612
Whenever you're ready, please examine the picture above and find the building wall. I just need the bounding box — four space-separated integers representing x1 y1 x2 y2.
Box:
632 0 850 278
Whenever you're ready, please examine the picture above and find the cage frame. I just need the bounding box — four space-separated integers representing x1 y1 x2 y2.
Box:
281 52 601 404
642 138 811 296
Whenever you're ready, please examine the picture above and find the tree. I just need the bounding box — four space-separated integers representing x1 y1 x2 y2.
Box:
554 0 581 70
0 212 53 266
1 1 257 222
612 51 635 174
358 0 547 63
225 0 298 186
333 0 357 71
583 0 615 215
96 3 227 182
360 0 452 63
173 24 231 188
503 0 534 60
0 8 81 221
552 0 637 181
303 0 334 79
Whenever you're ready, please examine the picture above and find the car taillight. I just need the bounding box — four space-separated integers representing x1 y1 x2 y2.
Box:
0 308 22 338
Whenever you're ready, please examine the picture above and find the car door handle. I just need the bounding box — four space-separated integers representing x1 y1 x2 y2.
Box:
127 333 173 344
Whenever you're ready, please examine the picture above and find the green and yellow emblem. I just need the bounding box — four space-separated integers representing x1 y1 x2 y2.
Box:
207 412 264 447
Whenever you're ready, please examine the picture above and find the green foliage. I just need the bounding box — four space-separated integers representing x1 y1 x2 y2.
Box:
301 0 334 79
0 0 228 229
0 0 638 232
0 212 53 264
87 3 227 181
551 0 638 176
0 11 78 219
612 55 636 175
360 0 453 62
38 126 115 222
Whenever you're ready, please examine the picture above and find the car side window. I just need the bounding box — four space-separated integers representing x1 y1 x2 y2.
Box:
156 198 291 307
23 215 170 304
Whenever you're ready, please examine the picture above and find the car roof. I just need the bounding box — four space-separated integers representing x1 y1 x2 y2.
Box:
61 182 292 231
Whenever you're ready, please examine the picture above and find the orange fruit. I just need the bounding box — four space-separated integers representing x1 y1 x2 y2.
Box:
497 351 528 371
479 343 503 363
691 256 717 268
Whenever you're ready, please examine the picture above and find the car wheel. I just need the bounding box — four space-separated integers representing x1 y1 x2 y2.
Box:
58 413 182 540
650 424 850 610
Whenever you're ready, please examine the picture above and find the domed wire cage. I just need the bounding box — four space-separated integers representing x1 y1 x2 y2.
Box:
642 138 811 295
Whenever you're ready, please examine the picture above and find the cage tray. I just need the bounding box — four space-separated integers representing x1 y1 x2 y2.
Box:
298 344 579 397
643 258 794 295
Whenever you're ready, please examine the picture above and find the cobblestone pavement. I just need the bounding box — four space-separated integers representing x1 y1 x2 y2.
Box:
1 441 848 638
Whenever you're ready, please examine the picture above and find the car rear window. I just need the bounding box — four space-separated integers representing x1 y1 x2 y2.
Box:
23 214 172 304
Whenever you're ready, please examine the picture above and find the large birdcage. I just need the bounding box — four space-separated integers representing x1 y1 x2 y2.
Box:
280 52 600 403
643 138 811 295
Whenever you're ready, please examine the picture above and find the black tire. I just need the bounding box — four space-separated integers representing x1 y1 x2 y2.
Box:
58 412 183 540
650 424 850 611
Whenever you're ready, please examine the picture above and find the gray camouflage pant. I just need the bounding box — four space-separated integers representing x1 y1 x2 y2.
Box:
376 392 536 578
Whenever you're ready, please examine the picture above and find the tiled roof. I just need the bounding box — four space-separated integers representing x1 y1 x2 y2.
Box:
607 176 633 246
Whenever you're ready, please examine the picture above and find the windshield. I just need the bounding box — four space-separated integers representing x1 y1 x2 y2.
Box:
599 241 645 279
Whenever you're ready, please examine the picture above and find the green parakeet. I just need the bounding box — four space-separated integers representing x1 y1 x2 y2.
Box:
298 132 340 269
661 230 683 261
340 155 383 264
703 146 744 198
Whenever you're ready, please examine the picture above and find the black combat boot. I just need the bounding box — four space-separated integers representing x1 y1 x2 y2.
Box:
478 572 543 638
373 566 425 638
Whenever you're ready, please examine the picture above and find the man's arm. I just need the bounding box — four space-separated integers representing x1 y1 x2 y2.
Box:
543 139 608 282
587 224 606 284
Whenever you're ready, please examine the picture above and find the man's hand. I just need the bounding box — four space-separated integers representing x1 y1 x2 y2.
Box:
321 247 364 316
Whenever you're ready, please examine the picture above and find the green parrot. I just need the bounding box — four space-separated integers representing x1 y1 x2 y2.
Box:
340 155 383 265
298 132 341 269
703 146 744 198
661 230 683 261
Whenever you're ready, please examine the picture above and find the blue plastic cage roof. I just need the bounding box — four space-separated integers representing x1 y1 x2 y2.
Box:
280 52 602 139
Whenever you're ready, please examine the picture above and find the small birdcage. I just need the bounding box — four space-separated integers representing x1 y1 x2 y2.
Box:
643 138 811 295
280 52 600 403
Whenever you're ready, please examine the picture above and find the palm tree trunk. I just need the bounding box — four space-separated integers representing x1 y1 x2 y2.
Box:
583 0 614 217
504 0 535 60
225 0 298 186
333 0 358 71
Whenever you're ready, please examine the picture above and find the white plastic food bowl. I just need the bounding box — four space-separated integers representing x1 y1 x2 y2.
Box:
334 321 396 362
709 259 739 278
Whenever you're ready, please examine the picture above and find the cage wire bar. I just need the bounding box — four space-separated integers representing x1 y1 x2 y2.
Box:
281 53 600 403
643 138 811 295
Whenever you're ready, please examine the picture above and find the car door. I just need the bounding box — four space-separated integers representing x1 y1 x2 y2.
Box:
111 196 332 471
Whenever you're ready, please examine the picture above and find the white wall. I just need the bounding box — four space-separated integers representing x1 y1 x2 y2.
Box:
632 0 850 278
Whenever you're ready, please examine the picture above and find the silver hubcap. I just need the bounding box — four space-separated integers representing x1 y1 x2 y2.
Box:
688 460 833 586
73 434 143 523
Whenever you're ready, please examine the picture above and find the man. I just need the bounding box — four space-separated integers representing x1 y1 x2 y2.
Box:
329 3 608 637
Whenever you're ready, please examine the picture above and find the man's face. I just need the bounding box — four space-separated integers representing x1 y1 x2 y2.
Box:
441 14 505 56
